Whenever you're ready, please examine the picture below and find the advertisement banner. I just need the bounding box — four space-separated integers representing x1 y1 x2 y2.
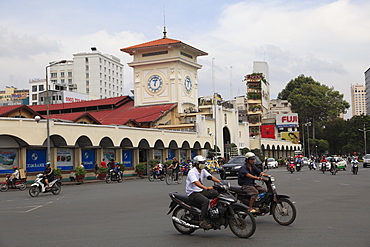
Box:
276 113 299 128
82 149 95 169
103 149 115 162
26 149 46 173
168 150 175 160
57 148 74 170
261 125 275 139
281 132 300 144
122 150 133 168
0 149 18 173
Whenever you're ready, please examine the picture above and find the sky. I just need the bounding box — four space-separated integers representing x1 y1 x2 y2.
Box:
1 0 369 119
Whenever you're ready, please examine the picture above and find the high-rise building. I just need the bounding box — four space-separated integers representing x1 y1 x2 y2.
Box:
351 83 366 116
365 68 370 115
29 47 124 105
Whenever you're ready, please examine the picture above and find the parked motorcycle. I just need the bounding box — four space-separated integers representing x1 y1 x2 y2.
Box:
229 175 296 226
0 175 27 192
351 159 359 175
29 174 61 197
167 180 256 238
105 169 123 183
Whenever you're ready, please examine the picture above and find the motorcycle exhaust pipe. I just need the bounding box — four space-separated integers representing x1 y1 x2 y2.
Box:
172 216 199 229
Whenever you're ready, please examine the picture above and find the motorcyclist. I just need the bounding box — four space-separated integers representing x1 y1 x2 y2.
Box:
186 155 220 229
44 162 54 189
11 166 20 187
114 163 121 179
238 152 269 213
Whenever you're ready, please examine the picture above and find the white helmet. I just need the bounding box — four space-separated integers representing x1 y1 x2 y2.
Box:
193 155 206 163
245 152 256 160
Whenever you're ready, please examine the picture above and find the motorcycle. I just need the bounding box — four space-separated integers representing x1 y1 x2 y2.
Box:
296 162 302 172
329 161 337 175
167 180 256 238
0 175 27 192
230 175 296 226
351 159 359 175
287 161 295 173
105 169 123 183
29 174 61 197
308 161 316 170
320 161 329 173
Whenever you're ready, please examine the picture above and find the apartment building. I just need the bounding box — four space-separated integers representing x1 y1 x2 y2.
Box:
351 83 366 116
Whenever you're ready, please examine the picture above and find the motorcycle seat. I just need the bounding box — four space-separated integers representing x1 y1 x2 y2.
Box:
230 185 246 194
171 192 202 207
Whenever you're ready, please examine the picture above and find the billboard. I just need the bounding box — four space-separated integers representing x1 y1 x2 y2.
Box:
281 132 300 144
276 113 299 128
261 125 275 139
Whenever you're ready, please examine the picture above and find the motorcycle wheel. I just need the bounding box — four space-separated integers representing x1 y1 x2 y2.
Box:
272 198 296 226
148 174 154 182
29 185 40 197
0 183 8 192
105 176 112 184
228 206 256 238
117 177 123 183
172 206 196 235
160 175 165 181
52 183 61 195
18 182 27 191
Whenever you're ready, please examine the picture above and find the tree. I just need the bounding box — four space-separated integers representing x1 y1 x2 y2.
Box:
277 74 320 100
279 75 349 139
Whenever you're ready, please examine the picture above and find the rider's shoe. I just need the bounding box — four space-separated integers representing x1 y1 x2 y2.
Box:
249 208 259 213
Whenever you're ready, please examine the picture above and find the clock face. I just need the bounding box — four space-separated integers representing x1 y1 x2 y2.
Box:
184 76 192 93
147 75 163 92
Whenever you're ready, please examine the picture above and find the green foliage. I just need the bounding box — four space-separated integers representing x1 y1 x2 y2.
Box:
277 74 320 100
240 147 251 156
135 163 147 172
99 167 109 174
75 166 87 176
148 159 160 168
53 168 62 177
118 163 125 172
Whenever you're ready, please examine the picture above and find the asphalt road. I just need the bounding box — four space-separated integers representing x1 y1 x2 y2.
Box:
1 165 370 247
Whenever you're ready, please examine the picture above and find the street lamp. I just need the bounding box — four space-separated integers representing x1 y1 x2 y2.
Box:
358 124 370 155
45 60 66 162
303 122 311 157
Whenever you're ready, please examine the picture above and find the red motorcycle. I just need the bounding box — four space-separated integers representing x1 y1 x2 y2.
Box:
0 175 27 192
287 161 295 173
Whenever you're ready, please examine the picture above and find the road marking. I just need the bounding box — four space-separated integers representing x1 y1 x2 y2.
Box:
340 183 350 186
22 201 55 213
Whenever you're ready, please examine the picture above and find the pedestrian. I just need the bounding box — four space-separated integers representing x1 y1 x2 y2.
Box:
168 157 179 183
94 162 100 179
100 159 107 168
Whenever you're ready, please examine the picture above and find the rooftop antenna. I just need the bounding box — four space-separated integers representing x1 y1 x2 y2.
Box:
163 5 167 38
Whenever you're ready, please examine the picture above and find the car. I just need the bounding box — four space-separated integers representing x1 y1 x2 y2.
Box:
319 156 347 170
266 158 278 169
219 155 262 180
302 157 310 166
363 154 370 168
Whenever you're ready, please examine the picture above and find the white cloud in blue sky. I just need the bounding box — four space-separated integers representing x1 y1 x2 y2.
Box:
0 0 369 118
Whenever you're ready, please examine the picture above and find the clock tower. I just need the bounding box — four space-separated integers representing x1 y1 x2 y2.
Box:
120 31 208 113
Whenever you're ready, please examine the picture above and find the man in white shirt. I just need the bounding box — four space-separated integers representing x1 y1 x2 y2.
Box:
11 166 20 187
186 155 220 229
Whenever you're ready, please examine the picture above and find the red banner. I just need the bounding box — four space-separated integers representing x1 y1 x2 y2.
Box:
261 125 275 139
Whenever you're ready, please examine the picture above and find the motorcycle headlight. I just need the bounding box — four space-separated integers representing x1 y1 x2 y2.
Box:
270 176 275 182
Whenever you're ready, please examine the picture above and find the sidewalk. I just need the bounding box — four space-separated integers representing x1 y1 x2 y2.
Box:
60 175 146 186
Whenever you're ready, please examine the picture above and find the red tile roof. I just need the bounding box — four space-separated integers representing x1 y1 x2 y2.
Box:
26 96 177 126
29 96 131 112
0 105 41 117
120 37 208 56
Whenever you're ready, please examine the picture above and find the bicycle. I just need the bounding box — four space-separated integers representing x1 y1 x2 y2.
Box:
165 169 183 185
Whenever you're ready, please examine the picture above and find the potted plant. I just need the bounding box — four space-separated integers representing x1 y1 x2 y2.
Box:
98 167 109 180
53 168 63 181
135 163 146 177
75 166 87 182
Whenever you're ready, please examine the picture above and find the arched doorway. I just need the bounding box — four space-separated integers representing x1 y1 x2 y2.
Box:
223 127 231 160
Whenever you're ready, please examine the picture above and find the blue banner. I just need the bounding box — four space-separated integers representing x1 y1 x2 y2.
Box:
82 149 95 169
168 150 175 160
191 150 197 160
122 150 133 168
26 149 46 173
0 149 18 173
